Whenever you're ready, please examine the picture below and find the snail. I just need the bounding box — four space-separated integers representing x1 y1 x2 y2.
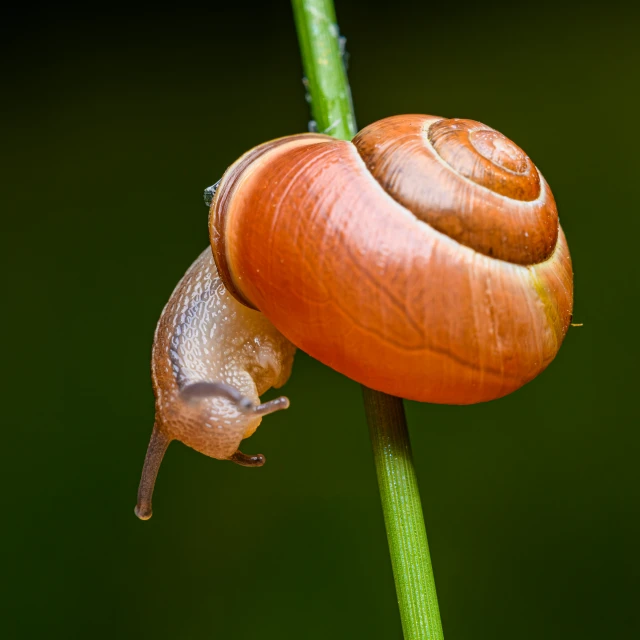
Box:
136 114 573 520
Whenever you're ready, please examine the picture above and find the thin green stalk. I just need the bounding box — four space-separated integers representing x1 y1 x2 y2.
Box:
291 0 356 139
362 388 444 640
291 2 444 638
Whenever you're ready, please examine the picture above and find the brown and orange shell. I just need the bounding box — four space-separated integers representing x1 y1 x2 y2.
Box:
210 115 573 405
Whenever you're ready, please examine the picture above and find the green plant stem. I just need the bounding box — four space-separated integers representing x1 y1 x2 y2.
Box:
291 0 356 139
362 388 444 640
291 1 444 638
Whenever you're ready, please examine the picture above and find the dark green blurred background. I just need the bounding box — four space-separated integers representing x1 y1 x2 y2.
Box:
3 1 639 638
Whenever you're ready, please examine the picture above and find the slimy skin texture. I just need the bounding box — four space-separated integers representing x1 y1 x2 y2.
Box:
153 247 295 452
135 248 296 520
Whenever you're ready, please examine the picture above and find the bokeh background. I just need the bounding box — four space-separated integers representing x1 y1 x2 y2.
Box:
3 1 639 638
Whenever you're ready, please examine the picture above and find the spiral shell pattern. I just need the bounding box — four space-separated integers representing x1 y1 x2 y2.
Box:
211 115 573 404
354 116 558 265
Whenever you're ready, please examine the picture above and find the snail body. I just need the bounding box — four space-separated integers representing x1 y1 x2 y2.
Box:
137 114 573 519
135 248 295 520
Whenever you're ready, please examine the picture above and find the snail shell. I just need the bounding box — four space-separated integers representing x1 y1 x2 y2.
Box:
210 115 573 405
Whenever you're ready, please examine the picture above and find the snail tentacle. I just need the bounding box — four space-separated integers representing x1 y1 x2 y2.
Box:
229 451 266 467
